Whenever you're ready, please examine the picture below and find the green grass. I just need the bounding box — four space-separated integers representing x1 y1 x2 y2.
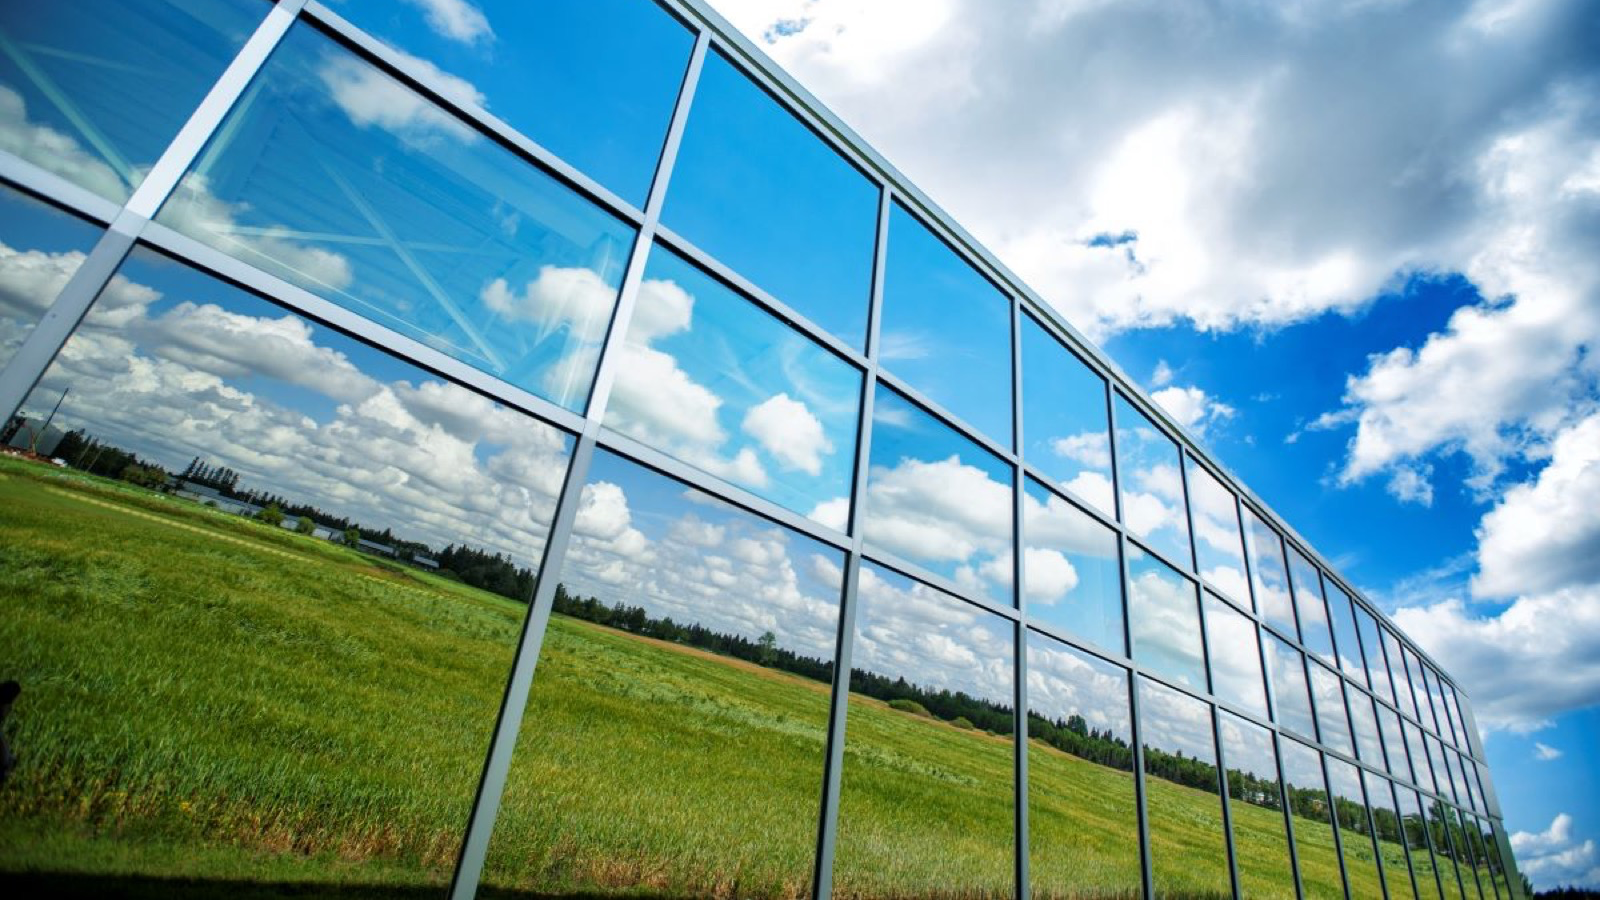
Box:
0 457 1388 899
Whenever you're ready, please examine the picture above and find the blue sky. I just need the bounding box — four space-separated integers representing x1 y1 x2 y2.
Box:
712 0 1600 889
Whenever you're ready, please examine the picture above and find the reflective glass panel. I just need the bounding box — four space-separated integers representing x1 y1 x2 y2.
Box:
1309 662 1353 756
665 49 877 349
1244 507 1297 639
1218 712 1296 899
606 244 861 525
334 0 693 207
1138 678 1229 899
1428 735 1456 804
1187 456 1248 604
1367 771 1422 900
1406 720 1437 793
1022 477 1124 654
1405 646 1432 725
3 247 570 888
1399 786 1447 900
1288 545 1335 661
158 25 637 414
0 0 260 203
1421 666 1446 735
1282 739 1344 899
1265 635 1317 739
1113 393 1191 568
1380 703 1412 780
837 562 1014 899
1350 689 1386 769
1449 687 1476 754
483 448 843 895
1481 818 1511 900
1356 603 1396 705
880 200 1012 446
1204 592 1268 718
1451 749 1480 814
1328 757 1385 900
864 384 1013 606
0 186 103 376
1430 669 1459 746
1026 631 1140 899
1018 311 1113 516
1325 581 1366 680
1384 627 1411 714
1429 797 1470 900
1127 544 1205 689
1454 808 1490 900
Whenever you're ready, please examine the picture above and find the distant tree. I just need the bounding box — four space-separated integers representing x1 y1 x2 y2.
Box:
295 516 315 535
118 462 166 489
757 630 778 665
257 502 285 527
343 527 362 547
951 716 976 730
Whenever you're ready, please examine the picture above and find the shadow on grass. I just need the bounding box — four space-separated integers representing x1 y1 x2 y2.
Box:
0 873 699 900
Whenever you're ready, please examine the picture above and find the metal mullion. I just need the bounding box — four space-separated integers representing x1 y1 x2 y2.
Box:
810 183 889 900
0 154 122 225
1211 706 1244 900
1010 288 1027 900
857 544 1022 623
874 367 1014 463
583 32 709 422
446 429 597 900
1272 731 1307 900
1128 670 1155 900
1125 533 1201 588
300 1 645 230
133 221 587 436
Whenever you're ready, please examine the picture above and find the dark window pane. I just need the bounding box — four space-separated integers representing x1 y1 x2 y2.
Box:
1187 456 1249 605
1328 757 1385 900
1309 662 1353 756
1281 739 1344 899
0 186 103 377
6 247 571 887
880 200 1012 446
1288 546 1335 661
0 0 261 203
334 0 692 207
1204 592 1268 718
1139 678 1230 898
1244 507 1297 639
483 448 843 895
1019 311 1113 516
838 562 1014 899
664 49 877 349
864 383 1013 606
1349 690 1387 769
1127 544 1205 689
1356 604 1396 705
1219 712 1296 899
1113 393 1191 568
1367 772 1422 900
1027 631 1140 898
1022 477 1123 654
605 244 861 525
158 25 637 414
1265 635 1317 739
1325 581 1366 681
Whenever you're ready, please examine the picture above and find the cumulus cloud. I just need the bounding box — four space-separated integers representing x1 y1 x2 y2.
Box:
1512 814 1600 890
854 562 1013 703
317 47 487 143
402 0 493 46
1534 742 1563 761
861 453 1011 568
742 392 833 475
0 85 130 200
1151 385 1235 437
480 265 620 345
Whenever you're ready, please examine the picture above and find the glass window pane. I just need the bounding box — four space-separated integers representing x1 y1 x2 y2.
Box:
880 200 1012 446
1427 735 1456 804
1019 311 1113 516
157 25 637 414
1328 757 1385 900
1384 627 1413 717
1022 477 1124 654
1350 689 1387 769
1187 456 1249 605
1309 662 1353 756
1265 635 1317 739
838 562 1014 899
1481 818 1512 900
6 247 571 888
1399 786 1446 900
1219 712 1296 899
1429 669 1458 746
483 448 843 895
1380 703 1413 780
1282 739 1344 899
1452 749 1481 814
1127 545 1205 689
1429 797 1470 900
1027 631 1140 898
664 49 877 349
864 383 1013 606
1113 394 1191 568
0 186 104 377
1243 511 1296 644
334 0 692 207
0 0 261 203
1204 593 1268 718
1289 546 1336 661
1406 720 1437 794
1368 772 1422 900
1325 581 1366 681
1356 604 1395 704
605 244 861 525
1139 678 1230 898
1405 646 1432 725
1454 808 1491 900
1450 687 1476 754
1421 666 1447 735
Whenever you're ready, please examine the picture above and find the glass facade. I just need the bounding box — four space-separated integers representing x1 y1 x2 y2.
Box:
0 2 1519 899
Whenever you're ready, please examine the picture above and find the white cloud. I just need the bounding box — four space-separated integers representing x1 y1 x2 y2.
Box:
742 392 833 475
480 265 619 344
402 0 493 45
1534 741 1563 761
1511 814 1600 891
1386 462 1436 507
1151 385 1235 437
1151 359 1175 387
317 48 487 142
1048 431 1112 471
861 453 1011 567
0 86 130 201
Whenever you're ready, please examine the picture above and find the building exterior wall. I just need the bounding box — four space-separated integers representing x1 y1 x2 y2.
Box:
0 1 1522 898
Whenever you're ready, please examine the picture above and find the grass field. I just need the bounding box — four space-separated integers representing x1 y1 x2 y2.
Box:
0 456 1411 898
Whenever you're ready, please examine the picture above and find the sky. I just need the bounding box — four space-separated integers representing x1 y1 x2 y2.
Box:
703 0 1600 889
